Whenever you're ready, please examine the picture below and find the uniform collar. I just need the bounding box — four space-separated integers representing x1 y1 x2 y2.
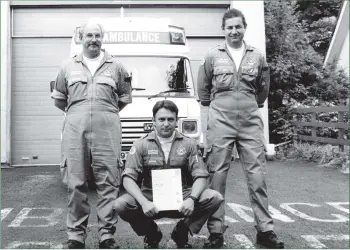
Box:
74 49 113 63
146 130 183 141
218 41 253 51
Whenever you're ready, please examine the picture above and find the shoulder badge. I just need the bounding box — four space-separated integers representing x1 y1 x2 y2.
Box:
129 146 136 155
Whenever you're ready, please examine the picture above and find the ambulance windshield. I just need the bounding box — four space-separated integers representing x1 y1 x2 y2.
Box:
117 57 195 97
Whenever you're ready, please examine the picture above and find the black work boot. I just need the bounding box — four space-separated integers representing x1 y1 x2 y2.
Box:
144 224 163 249
203 233 224 249
99 238 119 249
67 240 85 249
171 220 192 249
256 231 284 249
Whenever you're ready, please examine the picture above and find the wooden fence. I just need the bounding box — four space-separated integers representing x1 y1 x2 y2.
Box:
292 106 349 151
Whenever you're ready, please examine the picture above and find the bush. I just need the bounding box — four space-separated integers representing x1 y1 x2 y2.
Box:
264 0 349 144
285 142 349 171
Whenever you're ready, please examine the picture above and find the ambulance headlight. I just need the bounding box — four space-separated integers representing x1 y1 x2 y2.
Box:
170 32 185 44
182 120 198 134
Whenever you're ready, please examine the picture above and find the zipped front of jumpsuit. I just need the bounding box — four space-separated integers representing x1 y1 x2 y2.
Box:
79 56 112 172
152 136 177 169
166 137 178 168
79 60 94 175
153 138 167 169
236 46 250 132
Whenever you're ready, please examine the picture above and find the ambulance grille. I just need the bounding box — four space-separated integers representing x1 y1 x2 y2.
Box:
121 118 153 151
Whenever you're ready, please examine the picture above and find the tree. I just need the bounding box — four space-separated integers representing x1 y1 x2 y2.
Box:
264 0 348 143
294 0 343 58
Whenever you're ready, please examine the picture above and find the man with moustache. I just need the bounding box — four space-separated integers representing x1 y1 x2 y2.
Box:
51 21 131 249
197 8 284 249
113 100 224 249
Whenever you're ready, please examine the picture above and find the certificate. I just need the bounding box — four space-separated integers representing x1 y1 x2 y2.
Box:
151 168 183 211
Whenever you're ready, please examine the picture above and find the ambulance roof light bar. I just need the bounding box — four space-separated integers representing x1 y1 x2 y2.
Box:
120 6 124 18
169 25 186 45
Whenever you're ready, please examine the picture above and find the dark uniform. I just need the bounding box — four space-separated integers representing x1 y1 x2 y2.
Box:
51 51 131 243
114 131 224 235
197 41 273 234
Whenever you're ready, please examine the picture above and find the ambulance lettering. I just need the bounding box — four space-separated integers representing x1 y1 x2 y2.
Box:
103 31 163 44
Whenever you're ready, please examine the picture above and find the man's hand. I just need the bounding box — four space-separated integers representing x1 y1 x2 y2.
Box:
178 198 195 216
141 200 159 217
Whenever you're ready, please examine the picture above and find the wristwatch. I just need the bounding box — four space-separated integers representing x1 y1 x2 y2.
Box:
187 195 198 204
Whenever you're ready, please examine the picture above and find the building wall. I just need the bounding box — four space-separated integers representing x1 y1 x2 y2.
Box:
8 2 231 166
231 0 270 144
324 0 349 76
1 1 11 164
3 0 270 165
338 30 349 76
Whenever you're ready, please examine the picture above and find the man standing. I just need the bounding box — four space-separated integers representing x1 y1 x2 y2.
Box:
197 8 284 249
51 21 132 249
114 100 223 249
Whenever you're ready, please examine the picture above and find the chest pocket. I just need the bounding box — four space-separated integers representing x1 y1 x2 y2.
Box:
169 156 187 167
241 66 258 88
213 66 234 91
67 75 88 104
95 76 118 103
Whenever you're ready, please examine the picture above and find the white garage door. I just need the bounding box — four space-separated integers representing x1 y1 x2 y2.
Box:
11 5 228 165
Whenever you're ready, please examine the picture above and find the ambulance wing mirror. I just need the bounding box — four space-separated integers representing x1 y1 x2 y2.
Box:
128 70 146 91
50 81 55 93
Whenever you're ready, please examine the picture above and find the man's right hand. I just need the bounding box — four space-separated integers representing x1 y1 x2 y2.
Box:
141 200 159 217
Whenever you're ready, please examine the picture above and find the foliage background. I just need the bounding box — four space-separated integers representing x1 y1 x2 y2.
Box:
264 0 349 143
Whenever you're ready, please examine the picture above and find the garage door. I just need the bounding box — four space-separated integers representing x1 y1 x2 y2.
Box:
11 5 228 166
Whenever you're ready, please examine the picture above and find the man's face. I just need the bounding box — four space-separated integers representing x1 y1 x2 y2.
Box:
153 108 177 138
223 17 246 48
81 24 103 56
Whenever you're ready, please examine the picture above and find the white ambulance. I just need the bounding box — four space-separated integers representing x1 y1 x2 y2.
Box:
70 17 203 162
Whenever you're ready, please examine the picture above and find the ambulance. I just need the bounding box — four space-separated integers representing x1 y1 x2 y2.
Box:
69 17 203 162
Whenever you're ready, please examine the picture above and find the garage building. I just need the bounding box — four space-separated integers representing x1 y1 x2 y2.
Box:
4 1 229 166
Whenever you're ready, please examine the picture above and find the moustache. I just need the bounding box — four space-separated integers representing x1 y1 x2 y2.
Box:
89 42 99 46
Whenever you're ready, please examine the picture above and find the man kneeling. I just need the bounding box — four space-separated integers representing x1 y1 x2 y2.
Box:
114 100 224 249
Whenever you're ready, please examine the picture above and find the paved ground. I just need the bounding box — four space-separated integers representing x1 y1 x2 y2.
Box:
1 160 349 249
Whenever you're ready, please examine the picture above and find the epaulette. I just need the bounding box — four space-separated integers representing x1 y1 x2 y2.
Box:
181 133 197 143
111 55 123 65
247 45 264 56
139 134 149 140
206 44 221 53
111 55 121 61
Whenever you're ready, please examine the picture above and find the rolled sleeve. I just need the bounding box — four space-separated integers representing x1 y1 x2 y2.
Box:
122 141 143 183
197 52 213 106
121 168 140 183
51 65 68 100
50 89 66 100
188 141 209 181
117 64 132 104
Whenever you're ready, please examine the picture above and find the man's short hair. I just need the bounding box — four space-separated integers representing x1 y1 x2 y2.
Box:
222 8 247 29
78 22 105 40
152 100 179 119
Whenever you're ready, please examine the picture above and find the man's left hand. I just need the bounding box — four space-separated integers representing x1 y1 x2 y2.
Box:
178 198 195 216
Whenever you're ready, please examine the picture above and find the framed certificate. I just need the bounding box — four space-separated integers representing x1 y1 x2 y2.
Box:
151 168 183 211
